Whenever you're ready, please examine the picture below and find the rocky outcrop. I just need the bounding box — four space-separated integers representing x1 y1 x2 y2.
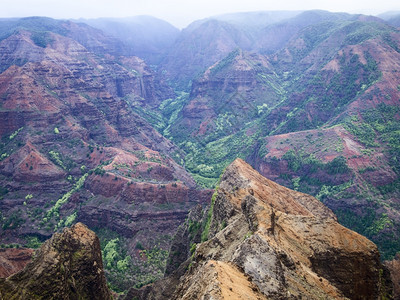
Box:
385 254 400 299
0 223 112 299
128 158 392 299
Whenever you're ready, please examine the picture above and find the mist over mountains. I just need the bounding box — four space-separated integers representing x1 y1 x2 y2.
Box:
0 9 400 298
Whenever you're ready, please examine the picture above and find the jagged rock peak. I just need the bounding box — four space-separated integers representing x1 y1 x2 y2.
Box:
0 222 112 299
220 158 338 220
201 158 390 299
129 158 392 299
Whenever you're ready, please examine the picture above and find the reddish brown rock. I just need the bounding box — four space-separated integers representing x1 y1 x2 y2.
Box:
0 248 33 278
0 26 210 294
0 142 65 182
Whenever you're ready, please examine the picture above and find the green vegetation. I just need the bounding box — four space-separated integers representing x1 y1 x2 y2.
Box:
161 92 189 138
95 227 169 293
24 236 43 248
48 150 69 170
243 231 253 240
316 181 352 201
9 127 23 140
1 210 25 230
201 190 217 242
188 219 201 240
0 243 22 249
325 156 350 175
0 152 9 161
181 130 258 188
64 211 77 227
100 236 132 292
343 21 392 45
31 31 54 48
358 104 400 173
46 173 88 220
135 241 144 250
190 243 197 254
336 208 400 260
281 150 349 177
366 214 394 236
0 15 399 292
345 119 379 147
129 105 165 132
210 48 240 75
161 46 376 189
103 238 130 270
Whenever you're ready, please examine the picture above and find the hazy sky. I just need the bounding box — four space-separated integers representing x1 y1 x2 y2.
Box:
1 0 399 28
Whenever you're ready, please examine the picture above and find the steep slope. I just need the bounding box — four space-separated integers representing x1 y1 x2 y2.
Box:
160 14 400 259
163 15 393 186
0 223 112 299
255 10 356 54
268 17 392 133
126 159 392 299
161 10 359 88
160 18 253 88
0 16 129 59
164 49 283 186
173 49 281 138
0 20 211 292
2 11 400 296
251 18 400 259
378 11 400 28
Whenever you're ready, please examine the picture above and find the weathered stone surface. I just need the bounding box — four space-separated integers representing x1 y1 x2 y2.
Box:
0 223 112 299
385 254 400 299
127 158 392 299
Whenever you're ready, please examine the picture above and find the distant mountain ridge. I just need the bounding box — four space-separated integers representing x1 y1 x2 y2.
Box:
0 10 400 295
0 16 129 57
151 11 400 260
77 16 180 64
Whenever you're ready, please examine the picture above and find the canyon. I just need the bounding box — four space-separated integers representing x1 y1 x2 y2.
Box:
0 10 399 297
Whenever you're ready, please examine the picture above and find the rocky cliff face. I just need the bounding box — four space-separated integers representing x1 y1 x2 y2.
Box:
0 21 210 291
385 254 400 299
0 222 112 299
127 159 392 299
172 50 281 139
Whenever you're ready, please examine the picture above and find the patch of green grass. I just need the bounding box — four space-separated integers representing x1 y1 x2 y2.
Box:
201 190 217 242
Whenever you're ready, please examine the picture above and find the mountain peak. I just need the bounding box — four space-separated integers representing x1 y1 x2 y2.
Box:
134 158 391 299
221 158 337 219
